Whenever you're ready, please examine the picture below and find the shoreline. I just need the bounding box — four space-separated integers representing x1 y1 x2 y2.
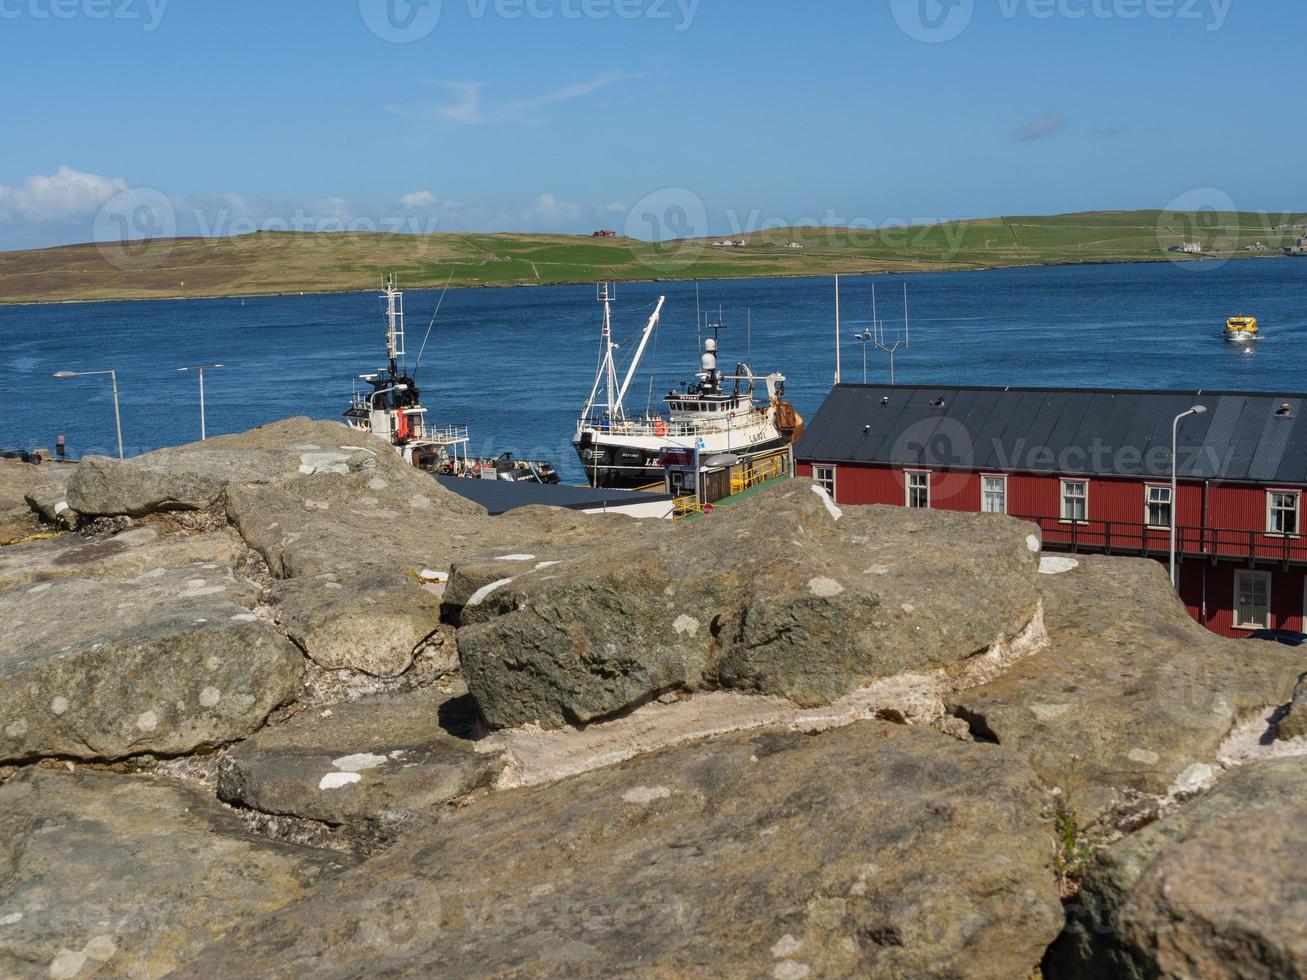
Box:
0 252 1284 310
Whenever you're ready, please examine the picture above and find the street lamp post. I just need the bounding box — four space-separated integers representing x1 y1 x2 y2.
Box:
1170 404 1208 589
53 369 123 459
178 364 223 440
852 331 873 383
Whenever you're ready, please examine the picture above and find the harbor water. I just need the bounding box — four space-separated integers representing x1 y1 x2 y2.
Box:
2 257 1304 485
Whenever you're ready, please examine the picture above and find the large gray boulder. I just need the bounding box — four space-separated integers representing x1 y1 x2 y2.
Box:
0 565 303 764
453 480 1043 729
0 525 249 590
946 555 1302 824
0 459 69 539
217 684 504 848
176 723 1063 979
268 569 445 677
1278 674 1307 740
0 768 355 980
1047 755 1307 978
64 417 387 517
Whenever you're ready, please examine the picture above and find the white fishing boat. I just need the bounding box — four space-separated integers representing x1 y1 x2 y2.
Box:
345 275 560 483
572 284 802 488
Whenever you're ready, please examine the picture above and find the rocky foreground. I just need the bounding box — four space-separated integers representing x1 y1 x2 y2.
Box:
1 420 1305 979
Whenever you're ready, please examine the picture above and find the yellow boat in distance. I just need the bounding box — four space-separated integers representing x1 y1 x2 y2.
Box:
1225 315 1260 344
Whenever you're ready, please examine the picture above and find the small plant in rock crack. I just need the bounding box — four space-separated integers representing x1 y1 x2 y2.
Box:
1052 804 1095 896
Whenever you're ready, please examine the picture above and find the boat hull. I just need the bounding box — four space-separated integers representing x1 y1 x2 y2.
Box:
573 433 788 489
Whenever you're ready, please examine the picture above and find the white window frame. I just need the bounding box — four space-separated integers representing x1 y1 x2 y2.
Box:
1059 479 1089 524
981 474 1008 515
1145 483 1173 530
1266 490 1301 537
812 464 837 499
905 470 931 510
1233 570 1272 631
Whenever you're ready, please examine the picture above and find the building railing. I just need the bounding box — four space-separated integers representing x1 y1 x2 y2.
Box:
1014 514 1307 565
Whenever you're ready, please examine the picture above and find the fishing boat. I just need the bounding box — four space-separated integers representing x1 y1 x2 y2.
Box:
572 284 803 489
1224 316 1260 344
345 275 560 483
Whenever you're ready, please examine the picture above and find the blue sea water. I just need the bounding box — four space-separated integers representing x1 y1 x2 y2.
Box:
1 257 1303 485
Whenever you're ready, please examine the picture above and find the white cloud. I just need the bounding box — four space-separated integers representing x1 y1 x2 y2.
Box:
0 166 128 223
393 71 643 126
401 190 439 208
1014 108 1064 143
520 193 584 225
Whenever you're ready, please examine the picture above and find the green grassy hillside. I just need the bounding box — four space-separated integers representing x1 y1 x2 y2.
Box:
1 209 1302 305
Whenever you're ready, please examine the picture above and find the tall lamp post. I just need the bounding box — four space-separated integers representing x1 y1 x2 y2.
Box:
1170 404 1208 589
53 369 123 459
852 330 873 383
178 364 223 441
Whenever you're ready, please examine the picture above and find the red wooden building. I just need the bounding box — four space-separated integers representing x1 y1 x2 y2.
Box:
795 385 1307 638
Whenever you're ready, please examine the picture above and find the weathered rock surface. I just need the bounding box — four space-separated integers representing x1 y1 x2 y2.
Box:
1278 674 1307 740
0 768 354 979
64 417 386 517
946 556 1302 823
1 460 69 540
218 684 503 846
179 723 1063 979
0 525 249 590
0 566 302 763
454 480 1043 729
1047 755 1307 978
269 569 445 677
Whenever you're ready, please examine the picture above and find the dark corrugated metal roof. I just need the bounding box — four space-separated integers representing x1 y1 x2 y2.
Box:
432 475 672 516
794 385 1307 485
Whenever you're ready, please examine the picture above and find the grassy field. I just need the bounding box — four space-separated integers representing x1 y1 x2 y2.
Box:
1 209 1303 305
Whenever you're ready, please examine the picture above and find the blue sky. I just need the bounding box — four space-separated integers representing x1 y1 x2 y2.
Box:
0 0 1302 250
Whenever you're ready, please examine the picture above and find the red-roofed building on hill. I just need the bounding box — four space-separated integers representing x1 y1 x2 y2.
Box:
794 384 1307 639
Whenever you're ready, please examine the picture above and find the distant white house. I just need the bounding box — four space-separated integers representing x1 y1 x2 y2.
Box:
1180 241 1203 254
712 239 748 248
786 241 805 249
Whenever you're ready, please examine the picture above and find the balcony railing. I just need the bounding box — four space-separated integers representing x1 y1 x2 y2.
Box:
1014 514 1307 565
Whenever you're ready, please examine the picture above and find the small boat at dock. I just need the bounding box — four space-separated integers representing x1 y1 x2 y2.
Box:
345 276 560 483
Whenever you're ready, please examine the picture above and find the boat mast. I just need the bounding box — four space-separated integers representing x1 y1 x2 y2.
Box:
615 296 666 412
834 275 843 385
383 274 406 375
582 283 622 421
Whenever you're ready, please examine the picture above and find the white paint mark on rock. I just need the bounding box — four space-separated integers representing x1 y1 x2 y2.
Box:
467 578 514 608
535 560 562 570
409 493 431 509
864 564 891 576
48 949 87 980
333 752 389 772
84 935 117 962
900 602 915 614
0 912 21 926
673 614 700 637
496 554 537 562
811 484 842 521
1039 556 1080 576
419 569 448 583
1172 762 1216 796
807 576 844 597
1128 748 1160 765
1026 534 1042 554
185 578 207 589
771 935 803 958
299 451 351 475
136 710 159 733
28 582 53 594
230 612 257 622
622 785 672 804
319 772 362 791
50 697 68 716
199 687 222 708
5 719 28 739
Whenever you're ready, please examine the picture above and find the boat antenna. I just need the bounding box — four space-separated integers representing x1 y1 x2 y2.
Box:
412 270 455 379
747 307 752 362
834 274 843 385
695 281 702 352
